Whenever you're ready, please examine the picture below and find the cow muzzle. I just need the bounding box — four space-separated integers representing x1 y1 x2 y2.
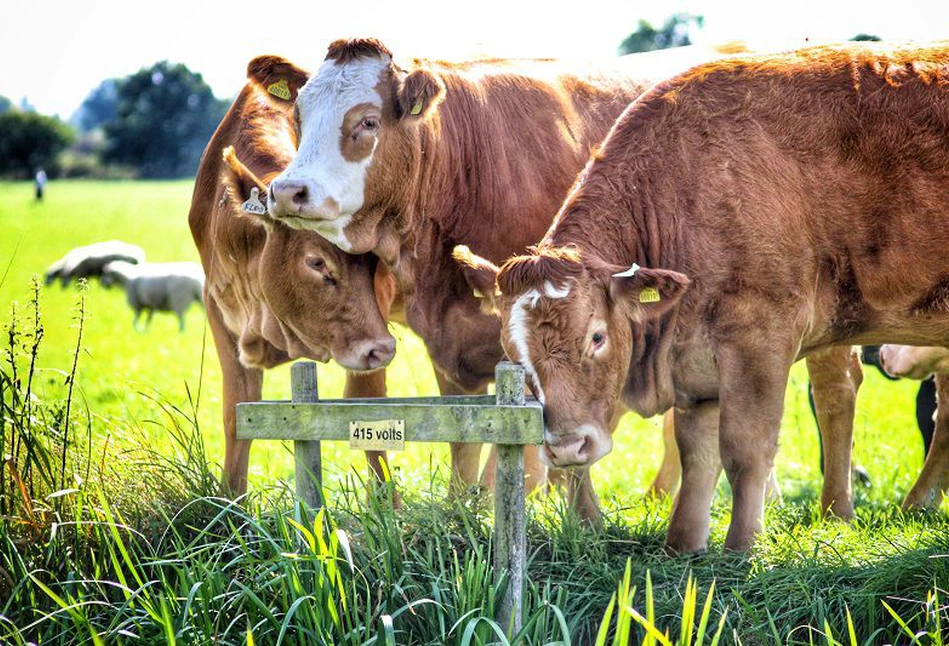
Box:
541 425 612 468
268 179 340 221
334 336 396 372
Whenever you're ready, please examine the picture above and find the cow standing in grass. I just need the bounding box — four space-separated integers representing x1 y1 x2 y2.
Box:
460 42 949 552
188 56 397 495
266 38 869 520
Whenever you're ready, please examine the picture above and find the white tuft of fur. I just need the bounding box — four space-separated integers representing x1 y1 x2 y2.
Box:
543 281 571 299
508 289 545 405
612 263 641 278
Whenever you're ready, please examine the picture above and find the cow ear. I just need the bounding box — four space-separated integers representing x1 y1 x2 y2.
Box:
221 146 272 227
396 68 445 121
608 263 690 320
452 245 501 313
247 55 310 105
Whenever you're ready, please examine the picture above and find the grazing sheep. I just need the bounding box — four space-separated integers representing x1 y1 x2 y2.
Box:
43 241 146 287
101 261 205 331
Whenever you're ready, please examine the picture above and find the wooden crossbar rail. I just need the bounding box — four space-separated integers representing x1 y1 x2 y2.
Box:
235 361 541 636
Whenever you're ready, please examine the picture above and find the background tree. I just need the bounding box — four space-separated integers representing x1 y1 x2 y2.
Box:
619 13 704 55
0 110 75 178
851 33 882 41
0 95 12 115
102 61 228 178
72 80 118 133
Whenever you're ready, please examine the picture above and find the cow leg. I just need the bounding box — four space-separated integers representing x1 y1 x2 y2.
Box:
903 373 949 510
665 401 721 554
648 410 681 497
208 296 261 496
806 346 862 519
343 368 400 506
717 342 792 552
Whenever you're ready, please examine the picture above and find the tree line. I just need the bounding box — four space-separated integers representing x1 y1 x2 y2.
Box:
0 61 227 180
0 23 881 180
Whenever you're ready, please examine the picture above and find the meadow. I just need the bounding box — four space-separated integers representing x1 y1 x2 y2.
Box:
1 179 948 644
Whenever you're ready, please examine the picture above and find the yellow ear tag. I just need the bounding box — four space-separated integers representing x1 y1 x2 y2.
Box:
639 287 661 303
267 78 291 101
410 98 424 115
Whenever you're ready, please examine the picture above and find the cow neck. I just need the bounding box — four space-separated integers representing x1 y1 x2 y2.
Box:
377 211 503 391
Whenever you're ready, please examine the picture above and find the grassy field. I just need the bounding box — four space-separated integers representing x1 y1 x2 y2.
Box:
1 179 948 644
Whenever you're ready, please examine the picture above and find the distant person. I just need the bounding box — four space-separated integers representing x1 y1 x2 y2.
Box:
34 169 47 201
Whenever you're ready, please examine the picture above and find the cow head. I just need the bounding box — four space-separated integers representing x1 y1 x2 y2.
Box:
879 344 949 380
456 244 689 468
268 38 445 252
222 149 396 372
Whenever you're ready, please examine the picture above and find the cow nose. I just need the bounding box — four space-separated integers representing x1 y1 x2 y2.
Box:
270 178 310 215
364 337 396 370
544 434 593 467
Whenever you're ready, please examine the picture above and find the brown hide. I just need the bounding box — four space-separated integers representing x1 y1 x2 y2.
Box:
348 55 653 390
493 42 949 551
188 56 396 494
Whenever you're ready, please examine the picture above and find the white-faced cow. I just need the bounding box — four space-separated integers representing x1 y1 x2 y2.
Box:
189 55 397 495
460 42 949 553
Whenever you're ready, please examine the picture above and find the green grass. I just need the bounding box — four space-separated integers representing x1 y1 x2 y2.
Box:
1 179 947 644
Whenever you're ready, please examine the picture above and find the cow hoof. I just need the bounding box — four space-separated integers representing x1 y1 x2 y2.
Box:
902 487 939 512
663 533 709 557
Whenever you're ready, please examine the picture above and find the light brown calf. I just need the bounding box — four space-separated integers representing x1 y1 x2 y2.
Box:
188 56 397 495
461 42 949 552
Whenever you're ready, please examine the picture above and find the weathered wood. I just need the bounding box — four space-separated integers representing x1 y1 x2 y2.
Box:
291 362 322 511
493 362 527 635
236 400 543 444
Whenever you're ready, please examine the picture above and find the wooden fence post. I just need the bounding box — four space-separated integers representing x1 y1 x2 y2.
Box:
494 361 526 636
291 362 322 512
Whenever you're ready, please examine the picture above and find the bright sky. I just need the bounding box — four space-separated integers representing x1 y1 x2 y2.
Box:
3 0 948 118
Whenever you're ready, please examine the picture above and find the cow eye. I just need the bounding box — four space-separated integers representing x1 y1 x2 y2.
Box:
305 257 325 271
592 332 606 349
361 116 379 131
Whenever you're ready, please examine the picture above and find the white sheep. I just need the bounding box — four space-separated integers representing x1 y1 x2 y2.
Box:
44 241 146 287
101 261 205 331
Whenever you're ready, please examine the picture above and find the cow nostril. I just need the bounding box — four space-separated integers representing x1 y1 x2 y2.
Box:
542 408 550 426
577 436 593 459
292 185 308 206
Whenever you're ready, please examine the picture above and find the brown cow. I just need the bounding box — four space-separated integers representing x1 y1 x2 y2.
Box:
188 55 397 495
460 41 949 552
264 39 761 514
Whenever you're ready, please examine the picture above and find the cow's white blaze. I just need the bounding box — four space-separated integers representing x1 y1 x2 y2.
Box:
271 55 389 246
507 283 570 406
509 289 545 404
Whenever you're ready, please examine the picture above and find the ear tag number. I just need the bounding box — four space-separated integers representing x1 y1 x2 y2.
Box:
410 98 424 115
639 287 661 303
349 420 406 451
241 187 267 215
267 78 291 100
